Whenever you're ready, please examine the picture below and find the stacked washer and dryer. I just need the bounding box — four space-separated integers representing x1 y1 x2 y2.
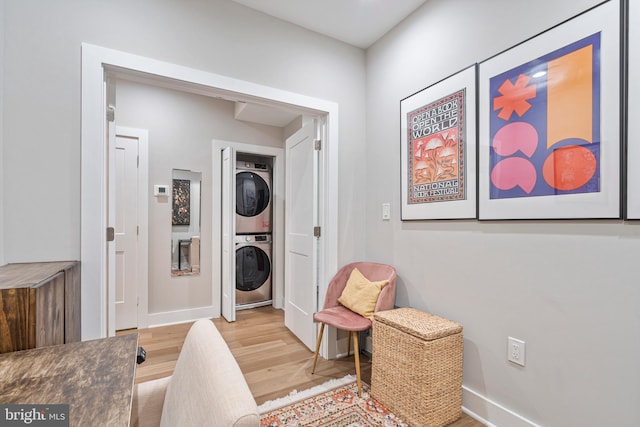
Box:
235 159 273 309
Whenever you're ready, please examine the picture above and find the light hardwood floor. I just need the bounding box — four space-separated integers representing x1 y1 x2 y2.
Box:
118 306 483 426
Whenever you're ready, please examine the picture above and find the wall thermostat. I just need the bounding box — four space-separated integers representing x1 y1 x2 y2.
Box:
154 185 169 197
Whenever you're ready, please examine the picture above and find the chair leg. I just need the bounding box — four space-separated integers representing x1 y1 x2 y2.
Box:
352 331 362 397
311 323 325 374
347 330 351 356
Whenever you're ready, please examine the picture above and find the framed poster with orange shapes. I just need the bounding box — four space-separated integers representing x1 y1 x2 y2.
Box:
400 65 477 220
478 0 621 220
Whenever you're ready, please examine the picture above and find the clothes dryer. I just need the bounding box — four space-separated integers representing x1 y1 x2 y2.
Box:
236 161 272 234
235 234 272 308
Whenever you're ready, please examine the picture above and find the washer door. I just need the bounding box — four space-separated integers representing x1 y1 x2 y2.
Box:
236 171 270 218
236 245 271 291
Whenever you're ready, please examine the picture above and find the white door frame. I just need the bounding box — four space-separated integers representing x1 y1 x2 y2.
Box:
80 43 339 342
115 126 150 330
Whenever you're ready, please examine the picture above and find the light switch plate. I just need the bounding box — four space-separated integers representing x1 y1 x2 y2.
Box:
382 203 391 220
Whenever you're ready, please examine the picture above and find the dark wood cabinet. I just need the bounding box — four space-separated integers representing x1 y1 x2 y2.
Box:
0 261 80 353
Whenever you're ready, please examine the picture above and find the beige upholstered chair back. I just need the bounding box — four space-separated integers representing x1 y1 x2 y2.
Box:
160 320 259 427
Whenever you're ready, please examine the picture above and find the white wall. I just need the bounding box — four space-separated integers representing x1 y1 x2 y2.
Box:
2 0 366 266
366 0 640 426
116 79 284 316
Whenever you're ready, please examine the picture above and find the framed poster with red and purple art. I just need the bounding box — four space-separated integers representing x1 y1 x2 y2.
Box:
401 65 477 220
478 0 621 220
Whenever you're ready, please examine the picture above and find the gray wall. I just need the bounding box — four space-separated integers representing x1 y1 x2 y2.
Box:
365 0 640 426
1 0 366 264
115 79 284 314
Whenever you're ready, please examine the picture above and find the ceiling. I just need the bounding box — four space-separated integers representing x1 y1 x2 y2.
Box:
230 0 429 49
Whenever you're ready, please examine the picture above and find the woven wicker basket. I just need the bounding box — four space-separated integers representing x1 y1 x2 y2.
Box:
371 308 463 427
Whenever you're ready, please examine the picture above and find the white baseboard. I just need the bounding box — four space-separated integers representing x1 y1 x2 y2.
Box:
147 305 218 328
462 386 540 427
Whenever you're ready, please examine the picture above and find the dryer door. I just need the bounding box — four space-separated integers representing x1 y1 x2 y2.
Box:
236 171 272 234
236 172 270 217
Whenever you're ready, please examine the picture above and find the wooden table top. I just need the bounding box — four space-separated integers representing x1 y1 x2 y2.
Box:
0 334 138 426
0 261 78 289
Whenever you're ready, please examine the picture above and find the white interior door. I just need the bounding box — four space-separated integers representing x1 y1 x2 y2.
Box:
284 121 319 351
221 146 236 322
115 135 139 330
106 78 117 336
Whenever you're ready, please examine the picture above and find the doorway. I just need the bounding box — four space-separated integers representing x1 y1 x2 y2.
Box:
216 140 286 323
80 43 339 359
217 120 322 352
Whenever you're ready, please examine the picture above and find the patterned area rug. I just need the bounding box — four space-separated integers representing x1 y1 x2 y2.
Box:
258 377 407 427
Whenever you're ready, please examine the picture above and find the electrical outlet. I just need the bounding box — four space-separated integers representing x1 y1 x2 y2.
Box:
508 337 526 366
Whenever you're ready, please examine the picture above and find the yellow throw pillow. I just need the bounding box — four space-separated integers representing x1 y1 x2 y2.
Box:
338 268 388 319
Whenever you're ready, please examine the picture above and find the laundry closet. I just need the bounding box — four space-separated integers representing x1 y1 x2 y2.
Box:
234 154 274 310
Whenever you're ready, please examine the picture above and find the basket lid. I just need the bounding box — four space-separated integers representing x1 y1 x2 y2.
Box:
374 307 462 341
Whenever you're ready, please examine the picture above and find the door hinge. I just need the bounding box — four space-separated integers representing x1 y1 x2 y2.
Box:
137 226 139 236
106 227 115 242
314 139 322 151
106 105 115 123
313 226 321 237
137 156 139 168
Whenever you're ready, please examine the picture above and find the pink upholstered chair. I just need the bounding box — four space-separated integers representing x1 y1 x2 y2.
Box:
311 262 397 396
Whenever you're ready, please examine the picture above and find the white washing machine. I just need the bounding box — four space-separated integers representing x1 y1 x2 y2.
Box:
236 161 272 234
235 234 272 308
